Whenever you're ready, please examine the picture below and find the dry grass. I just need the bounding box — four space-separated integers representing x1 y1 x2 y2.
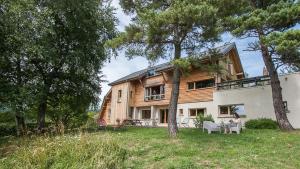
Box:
1 127 300 169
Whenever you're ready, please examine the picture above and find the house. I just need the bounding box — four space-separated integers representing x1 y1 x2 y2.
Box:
99 43 300 128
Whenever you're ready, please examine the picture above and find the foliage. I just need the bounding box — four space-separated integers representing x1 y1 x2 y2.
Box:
0 0 117 130
82 111 99 130
195 114 214 128
0 135 127 169
111 0 222 60
223 0 300 71
245 118 278 129
264 30 300 71
223 0 299 130
0 112 15 124
111 0 225 137
0 123 16 137
1 128 300 168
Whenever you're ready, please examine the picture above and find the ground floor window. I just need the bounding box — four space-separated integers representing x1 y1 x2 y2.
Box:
283 101 289 113
141 110 151 119
219 104 246 117
189 108 205 118
178 109 183 116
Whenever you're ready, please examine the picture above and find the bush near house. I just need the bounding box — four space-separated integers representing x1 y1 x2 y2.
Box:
195 114 214 128
245 118 278 129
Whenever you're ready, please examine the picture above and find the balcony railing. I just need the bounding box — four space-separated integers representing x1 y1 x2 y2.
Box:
144 94 165 101
217 75 271 90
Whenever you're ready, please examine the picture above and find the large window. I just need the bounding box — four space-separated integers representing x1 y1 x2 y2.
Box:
145 85 165 101
188 79 215 90
189 108 205 118
141 110 151 119
219 104 246 117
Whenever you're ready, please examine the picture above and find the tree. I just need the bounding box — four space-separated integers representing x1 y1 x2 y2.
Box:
0 0 37 135
224 0 300 130
23 0 117 130
110 0 222 137
0 0 117 132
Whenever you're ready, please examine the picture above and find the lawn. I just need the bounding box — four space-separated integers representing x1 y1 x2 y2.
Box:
1 127 300 169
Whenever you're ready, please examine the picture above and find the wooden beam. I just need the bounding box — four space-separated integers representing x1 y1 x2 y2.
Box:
162 72 167 83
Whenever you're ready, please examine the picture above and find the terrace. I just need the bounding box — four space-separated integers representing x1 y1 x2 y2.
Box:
217 75 271 90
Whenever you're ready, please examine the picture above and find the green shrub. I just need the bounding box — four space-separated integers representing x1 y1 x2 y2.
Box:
245 118 278 129
0 112 15 123
195 114 214 128
0 123 16 137
0 135 127 169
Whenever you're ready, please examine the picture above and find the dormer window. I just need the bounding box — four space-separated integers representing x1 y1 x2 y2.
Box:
147 69 156 77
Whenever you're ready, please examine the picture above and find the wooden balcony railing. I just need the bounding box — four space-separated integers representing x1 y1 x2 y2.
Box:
216 75 271 90
144 94 165 101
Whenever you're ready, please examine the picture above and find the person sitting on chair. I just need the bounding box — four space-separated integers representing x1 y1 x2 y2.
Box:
225 113 241 134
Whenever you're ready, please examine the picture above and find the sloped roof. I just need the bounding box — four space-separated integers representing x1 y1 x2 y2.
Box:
109 43 240 86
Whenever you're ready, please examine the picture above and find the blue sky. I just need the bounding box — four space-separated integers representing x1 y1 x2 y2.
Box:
100 0 298 99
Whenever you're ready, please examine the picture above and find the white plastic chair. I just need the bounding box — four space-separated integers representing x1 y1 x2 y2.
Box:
230 122 242 134
181 118 190 128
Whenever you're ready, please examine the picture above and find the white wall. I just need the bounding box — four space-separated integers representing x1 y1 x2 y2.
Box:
177 73 300 128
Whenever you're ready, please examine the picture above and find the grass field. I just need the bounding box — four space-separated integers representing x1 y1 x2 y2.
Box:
1 127 300 169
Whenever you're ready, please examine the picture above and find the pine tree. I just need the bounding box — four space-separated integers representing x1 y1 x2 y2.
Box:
224 0 300 130
110 0 222 137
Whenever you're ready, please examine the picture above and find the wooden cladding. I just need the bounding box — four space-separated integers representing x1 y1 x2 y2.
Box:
130 69 215 107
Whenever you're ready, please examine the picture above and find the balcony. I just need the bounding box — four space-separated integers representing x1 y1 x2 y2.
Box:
145 94 165 101
144 85 165 101
217 75 271 90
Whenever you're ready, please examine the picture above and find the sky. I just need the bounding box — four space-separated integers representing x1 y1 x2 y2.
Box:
99 0 298 100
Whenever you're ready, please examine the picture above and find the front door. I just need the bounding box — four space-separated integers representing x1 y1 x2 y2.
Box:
160 109 169 123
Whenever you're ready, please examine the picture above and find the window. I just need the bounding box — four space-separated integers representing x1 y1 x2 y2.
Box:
188 82 195 90
187 79 215 90
228 63 234 75
128 107 134 119
283 101 289 113
147 69 156 77
130 91 133 98
179 109 183 116
117 90 122 102
141 110 151 119
189 108 205 118
219 104 246 117
145 85 165 101
108 109 111 120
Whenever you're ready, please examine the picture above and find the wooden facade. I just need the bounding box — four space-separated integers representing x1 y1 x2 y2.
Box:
99 47 244 124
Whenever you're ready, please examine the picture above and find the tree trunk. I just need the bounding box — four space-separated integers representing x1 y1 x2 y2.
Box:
168 44 181 137
15 111 26 136
15 59 27 136
37 83 50 131
258 33 294 131
38 99 47 130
